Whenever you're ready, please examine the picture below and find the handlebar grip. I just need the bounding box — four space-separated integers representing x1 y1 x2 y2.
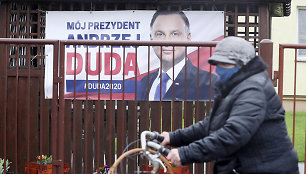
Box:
158 146 170 156
146 141 170 156
153 131 164 142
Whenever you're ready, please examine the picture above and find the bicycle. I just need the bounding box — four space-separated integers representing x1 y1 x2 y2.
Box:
109 131 174 174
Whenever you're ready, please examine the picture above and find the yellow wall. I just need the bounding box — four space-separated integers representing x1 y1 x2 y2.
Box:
271 0 306 98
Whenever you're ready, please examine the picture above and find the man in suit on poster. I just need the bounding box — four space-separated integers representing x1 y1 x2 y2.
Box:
137 10 217 101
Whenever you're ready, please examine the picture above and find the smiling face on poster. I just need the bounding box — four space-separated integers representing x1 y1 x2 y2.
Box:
44 10 224 100
150 12 191 72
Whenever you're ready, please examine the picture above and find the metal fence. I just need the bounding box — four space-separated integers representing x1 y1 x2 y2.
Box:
0 38 277 174
277 43 306 174
0 39 59 173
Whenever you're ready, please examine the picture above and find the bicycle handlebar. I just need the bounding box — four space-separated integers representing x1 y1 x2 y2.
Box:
147 141 170 156
110 131 173 174
140 131 170 156
151 131 165 142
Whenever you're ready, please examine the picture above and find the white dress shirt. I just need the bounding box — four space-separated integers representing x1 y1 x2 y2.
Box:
149 59 186 100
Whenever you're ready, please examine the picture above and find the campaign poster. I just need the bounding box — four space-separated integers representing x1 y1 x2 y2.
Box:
45 10 224 101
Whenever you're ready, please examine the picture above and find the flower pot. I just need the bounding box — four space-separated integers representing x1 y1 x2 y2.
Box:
24 162 70 174
142 165 190 174
170 166 189 174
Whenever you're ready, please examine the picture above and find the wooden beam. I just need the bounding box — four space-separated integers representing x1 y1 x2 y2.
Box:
0 1 8 158
259 4 270 41
0 0 292 4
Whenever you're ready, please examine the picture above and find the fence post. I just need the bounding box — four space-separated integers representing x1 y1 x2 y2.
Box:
259 39 273 79
0 1 8 161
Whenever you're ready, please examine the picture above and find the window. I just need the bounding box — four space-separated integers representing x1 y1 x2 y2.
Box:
298 8 306 61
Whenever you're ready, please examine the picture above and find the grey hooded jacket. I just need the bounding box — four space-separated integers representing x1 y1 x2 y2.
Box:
169 56 299 173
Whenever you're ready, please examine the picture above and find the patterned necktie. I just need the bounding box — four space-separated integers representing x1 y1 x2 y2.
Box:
154 72 170 100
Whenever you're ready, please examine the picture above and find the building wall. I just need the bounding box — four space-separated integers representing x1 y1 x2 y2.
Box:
271 0 306 111
283 98 306 112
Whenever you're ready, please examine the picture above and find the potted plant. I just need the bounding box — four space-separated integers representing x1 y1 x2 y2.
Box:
166 161 189 174
24 155 70 174
142 159 190 174
36 155 52 165
94 165 110 174
0 158 11 174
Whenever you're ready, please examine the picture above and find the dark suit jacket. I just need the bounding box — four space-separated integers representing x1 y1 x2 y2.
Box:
137 60 217 101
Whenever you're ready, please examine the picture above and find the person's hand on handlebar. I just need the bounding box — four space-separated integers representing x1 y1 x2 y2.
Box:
159 132 182 166
160 132 170 146
167 149 182 167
